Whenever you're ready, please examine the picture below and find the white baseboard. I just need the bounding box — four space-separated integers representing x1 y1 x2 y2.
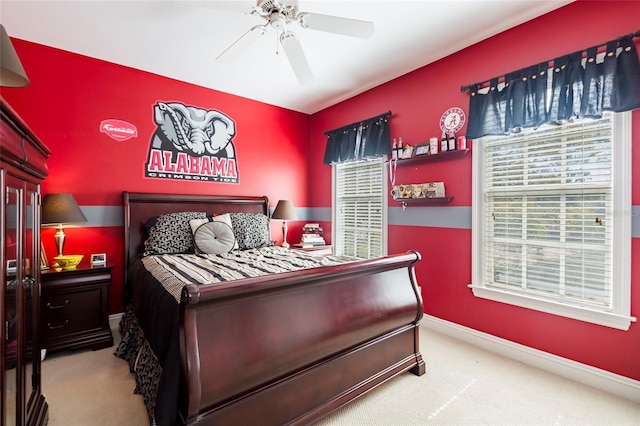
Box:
109 312 123 333
422 314 640 403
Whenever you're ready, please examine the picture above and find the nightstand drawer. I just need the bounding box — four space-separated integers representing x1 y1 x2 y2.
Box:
42 286 104 340
40 263 114 352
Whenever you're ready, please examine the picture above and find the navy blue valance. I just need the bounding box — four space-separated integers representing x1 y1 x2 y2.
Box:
463 31 640 139
323 111 391 165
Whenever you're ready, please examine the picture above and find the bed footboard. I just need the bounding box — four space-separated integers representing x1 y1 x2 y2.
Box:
179 251 424 425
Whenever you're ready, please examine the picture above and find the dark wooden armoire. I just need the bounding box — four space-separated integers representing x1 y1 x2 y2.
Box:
1 96 50 425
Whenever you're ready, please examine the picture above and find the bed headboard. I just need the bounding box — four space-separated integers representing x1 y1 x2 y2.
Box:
122 191 270 268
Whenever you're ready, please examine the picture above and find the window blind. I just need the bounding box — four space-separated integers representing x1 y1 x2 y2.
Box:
482 115 614 309
335 159 385 259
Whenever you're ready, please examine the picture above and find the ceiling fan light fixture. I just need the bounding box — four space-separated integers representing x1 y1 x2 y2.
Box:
269 12 287 30
216 0 374 85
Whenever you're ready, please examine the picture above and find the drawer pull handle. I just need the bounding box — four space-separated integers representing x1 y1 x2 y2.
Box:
47 320 69 330
47 300 69 309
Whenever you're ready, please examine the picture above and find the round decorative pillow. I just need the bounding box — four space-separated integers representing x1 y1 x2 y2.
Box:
193 221 236 255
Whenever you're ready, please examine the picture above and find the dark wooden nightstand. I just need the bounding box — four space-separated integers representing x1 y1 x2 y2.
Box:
40 262 114 352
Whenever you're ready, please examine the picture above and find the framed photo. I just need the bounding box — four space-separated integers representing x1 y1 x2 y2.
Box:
91 253 106 266
402 145 414 159
415 143 430 156
41 242 49 269
7 259 17 274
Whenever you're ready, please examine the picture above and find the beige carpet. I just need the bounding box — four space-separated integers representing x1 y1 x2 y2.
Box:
41 327 639 425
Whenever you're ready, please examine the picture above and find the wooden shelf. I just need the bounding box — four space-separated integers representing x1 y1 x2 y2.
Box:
395 196 453 205
389 148 467 208
389 148 470 166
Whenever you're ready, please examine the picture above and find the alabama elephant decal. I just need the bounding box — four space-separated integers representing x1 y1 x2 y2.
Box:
145 101 239 183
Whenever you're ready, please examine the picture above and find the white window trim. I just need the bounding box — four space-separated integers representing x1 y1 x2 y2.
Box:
332 157 388 258
470 112 636 330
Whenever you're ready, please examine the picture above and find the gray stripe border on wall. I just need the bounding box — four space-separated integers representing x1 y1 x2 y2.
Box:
81 206 123 227
80 205 640 238
389 206 471 229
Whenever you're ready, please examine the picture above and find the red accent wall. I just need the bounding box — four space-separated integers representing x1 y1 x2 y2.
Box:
2 0 639 381
2 42 311 316
309 0 640 381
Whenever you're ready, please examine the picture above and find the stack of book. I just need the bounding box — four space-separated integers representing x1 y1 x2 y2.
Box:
298 223 326 247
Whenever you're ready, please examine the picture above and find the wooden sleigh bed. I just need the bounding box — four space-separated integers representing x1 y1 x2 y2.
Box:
115 191 425 425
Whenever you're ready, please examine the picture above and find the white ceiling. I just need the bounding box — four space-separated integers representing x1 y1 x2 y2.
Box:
1 0 573 114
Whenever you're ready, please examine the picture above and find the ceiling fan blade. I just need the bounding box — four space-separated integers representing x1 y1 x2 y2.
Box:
280 32 314 86
299 13 374 38
216 25 267 63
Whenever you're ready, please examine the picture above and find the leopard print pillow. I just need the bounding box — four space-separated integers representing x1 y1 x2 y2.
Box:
229 212 271 250
143 211 207 255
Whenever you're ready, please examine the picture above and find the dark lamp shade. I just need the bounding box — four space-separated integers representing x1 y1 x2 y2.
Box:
0 24 29 87
41 194 88 226
271 200 297 221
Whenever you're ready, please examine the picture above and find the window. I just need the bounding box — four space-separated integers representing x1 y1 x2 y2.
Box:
333 158 387 258
471 112 635 330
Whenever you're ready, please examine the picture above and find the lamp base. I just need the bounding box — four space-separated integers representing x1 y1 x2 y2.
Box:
281 221 290 249
54 226 66 256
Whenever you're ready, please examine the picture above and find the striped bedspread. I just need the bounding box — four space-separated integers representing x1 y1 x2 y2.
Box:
140 246 353 302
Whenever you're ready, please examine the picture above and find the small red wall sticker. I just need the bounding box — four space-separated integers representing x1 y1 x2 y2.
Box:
100 119 138 141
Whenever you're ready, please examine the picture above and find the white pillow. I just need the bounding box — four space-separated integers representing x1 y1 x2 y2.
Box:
193 221 236 255
189 218 209 233
189 213 238 253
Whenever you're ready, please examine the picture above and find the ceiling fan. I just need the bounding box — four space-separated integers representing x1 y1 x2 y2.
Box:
216 0 375 85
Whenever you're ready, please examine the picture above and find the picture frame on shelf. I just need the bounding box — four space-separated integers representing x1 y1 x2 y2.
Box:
402 145 414 159
91 253 106 267
414 143 430 156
